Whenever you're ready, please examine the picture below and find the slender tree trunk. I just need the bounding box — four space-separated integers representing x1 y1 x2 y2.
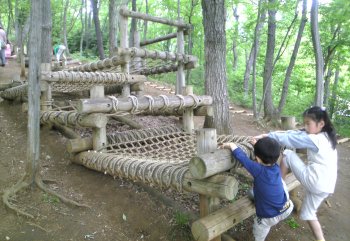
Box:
91 0 105 59
79 0 85 56
262 0 277 120
62 0 70 55
27 0 43 184
202 0 233 135
310 0 324 106
232 5 239 71
251 0 266 118
109 0 118 57
323 57 333 107
41 0 52 64
129 0 137 47
243 0 266 99
329 66 339 119
277 0 307 113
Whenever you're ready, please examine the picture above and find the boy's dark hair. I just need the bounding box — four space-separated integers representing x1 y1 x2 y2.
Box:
254 137 281 165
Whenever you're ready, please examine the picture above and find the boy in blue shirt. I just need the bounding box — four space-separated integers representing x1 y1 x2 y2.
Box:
223 137 293 241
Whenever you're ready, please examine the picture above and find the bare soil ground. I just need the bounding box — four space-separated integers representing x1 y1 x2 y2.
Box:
1 59 350 241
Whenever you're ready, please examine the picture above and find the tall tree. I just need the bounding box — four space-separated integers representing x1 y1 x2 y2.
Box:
310 0 324 106
109 0 118 57
262 0 277 120
202 0 233 135
90 0 105 59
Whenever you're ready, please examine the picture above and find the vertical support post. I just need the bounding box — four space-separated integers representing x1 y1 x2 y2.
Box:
119 5 130 97
40 63 52 111
90 85 107 151
183 85 194 133
196 128 221 241
176 27 185 94
133 31 143 97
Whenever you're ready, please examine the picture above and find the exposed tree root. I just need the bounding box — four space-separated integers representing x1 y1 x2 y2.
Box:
35 175 90 208
2 173 90 220
2 175 34 219
26 221 52 233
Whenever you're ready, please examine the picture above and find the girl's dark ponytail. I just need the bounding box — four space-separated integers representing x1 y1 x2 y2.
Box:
303 106 337 149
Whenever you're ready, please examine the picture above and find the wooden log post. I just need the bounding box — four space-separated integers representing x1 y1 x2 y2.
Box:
189 149 235 179
40 63 52 111
281 116 296 130
90 85 107 151
183 86 194 133
196 128 221 241
191 173 300 241
119 5 130 97
133 31 143 97
176 27 185 95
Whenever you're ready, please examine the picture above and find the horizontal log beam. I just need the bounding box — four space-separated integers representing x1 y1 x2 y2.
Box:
40 111 108 128
41 71 146 85
115 47 198 64
119 7 191 29
191 173 300 241
77 95 213 114
140 32 178 47
189 149 241 179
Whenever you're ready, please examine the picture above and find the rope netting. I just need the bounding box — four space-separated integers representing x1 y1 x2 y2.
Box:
72 127 255 191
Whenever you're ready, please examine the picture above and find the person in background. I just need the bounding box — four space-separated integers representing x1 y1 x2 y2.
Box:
222 137 293 241
53 44 67 63
0 25 7 67
255 106 337 241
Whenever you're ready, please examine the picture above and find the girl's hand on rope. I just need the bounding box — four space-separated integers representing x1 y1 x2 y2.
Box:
221 142 238 152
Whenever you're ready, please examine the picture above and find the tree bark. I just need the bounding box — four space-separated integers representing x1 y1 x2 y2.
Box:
27 0 43 184
277 0 307 113
232 5 239 71
243 1 266 99
310 0 324 106
90 0 105 59
202 0 233 135
109 0 118 57
41 0 52 64
262 0 277 120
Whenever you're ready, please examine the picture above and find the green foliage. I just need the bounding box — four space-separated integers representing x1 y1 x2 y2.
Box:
167 211 193 241
285 217 300 229
42 193 60 205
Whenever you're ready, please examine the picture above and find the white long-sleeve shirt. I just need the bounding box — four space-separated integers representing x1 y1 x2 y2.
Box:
269 130 337 193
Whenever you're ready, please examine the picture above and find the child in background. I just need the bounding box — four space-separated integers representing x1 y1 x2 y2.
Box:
255 106 337 241
222 137 293 241
53 44 67 63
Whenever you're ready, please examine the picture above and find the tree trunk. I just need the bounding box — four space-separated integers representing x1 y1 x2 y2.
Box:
90 0 105 59
250 0 266 117
129 0 137 47
323 57 333 108
262 0 277 120
277 0 307 113
41 0 52 64
202 0 233 135
329 66 339 119
62 0 70 55
27 0 43 184
243 1 266 99
232 6 239 71
79 0 85 56
310 0 324 106
109 0 118 57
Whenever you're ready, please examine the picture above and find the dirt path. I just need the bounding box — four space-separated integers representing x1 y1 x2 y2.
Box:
1 59 350 241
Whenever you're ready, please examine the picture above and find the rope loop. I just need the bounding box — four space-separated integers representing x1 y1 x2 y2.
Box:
108 95 119 113
188 94 199 109
128 95 139 114
144 95 155 113
175 94 185 110
159 94 170 111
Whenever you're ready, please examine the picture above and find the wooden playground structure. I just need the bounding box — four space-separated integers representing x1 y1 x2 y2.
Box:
0 6 300 241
